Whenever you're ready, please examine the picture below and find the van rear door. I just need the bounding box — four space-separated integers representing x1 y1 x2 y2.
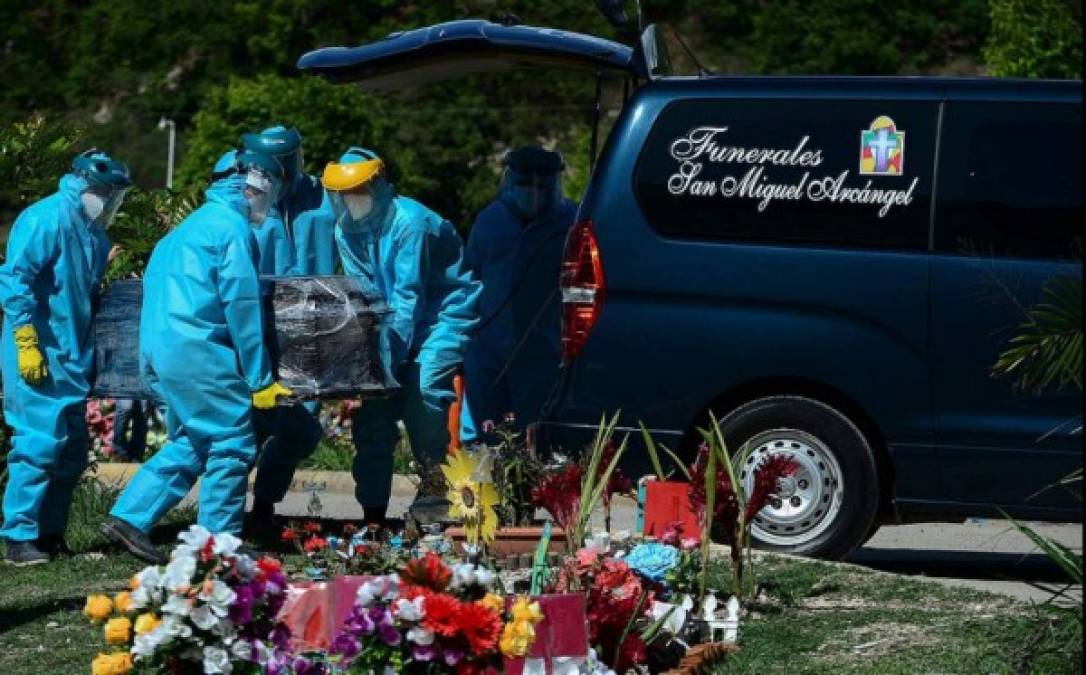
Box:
297 19 648 88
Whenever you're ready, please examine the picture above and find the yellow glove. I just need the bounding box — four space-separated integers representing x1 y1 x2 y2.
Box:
14 324 47 385
252 381 293 409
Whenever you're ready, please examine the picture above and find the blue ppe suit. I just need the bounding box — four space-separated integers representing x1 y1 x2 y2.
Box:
335 187 480 507
250 173 331 508
110 174 273 535
460 190 576 442
253 207 295 276
0 174 111 541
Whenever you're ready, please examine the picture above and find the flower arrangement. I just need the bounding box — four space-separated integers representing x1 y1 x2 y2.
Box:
325 552 541 674
86 398 116 459
281 521 409 579
86 524 292 674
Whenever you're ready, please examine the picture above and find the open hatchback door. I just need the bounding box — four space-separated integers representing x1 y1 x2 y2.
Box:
296 19 666 89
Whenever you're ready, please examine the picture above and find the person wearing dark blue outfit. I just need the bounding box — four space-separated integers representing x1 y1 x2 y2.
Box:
0 150 131 565
111 398 153 462
460 145 576 443
101 152 294 564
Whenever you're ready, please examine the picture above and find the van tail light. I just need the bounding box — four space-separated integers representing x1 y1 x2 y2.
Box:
560 219 605 362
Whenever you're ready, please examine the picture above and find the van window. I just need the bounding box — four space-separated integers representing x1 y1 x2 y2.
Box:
935 102 1082 260
633 99 937 250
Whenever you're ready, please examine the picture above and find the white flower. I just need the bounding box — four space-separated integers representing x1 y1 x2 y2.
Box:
230 638 253 661
190 604 220 631
162 594 194 618
451 563 476 589
203 645 232 674
406 626 434 646
233 553 256 581
163 555 197 592
474 567 496 588
212 532 242 557
198 580 237 617
178 525 212 550
396 597 425 623
172 544 197 561
162 614 194 639
131 567 164 608
132 626 169 658
356 574 398 607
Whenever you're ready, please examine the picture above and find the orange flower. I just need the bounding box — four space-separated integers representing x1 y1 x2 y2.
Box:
113 592 133 613
83 595 113 623
104 617 132 645
400 552 452 592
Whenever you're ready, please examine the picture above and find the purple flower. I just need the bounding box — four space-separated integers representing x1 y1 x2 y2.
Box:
331 632 361 660
371 606 401 646
270 623 292 652
443 644 465 666
230 585 255 624
412 643 437 662
291 656 328 675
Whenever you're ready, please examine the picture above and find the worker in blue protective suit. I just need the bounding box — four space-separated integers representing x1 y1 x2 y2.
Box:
101 151 294 564
0 150 131 566
237 127 332 535
213 149 296 276
240 126 338 275
321 148 480 527
460 145 576 444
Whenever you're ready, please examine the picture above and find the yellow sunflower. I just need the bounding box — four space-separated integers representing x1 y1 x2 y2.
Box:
441 449 500 544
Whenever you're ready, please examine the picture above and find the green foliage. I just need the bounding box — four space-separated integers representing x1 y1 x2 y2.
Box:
104 187 199 283
992 274 1083 393
746 0 989 75
0 115 82 220
985 0 1083 78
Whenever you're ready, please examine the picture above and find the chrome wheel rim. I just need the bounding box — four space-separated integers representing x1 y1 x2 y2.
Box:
737 428 844 547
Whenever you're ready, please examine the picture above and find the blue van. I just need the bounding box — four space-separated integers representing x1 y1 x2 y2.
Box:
300 19 1083 558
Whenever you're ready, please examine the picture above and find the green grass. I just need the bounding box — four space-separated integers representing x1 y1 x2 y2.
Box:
299 428 415 474
0 479 196 675
711 556 1082 674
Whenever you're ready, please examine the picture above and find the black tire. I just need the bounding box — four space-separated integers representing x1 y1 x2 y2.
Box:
712 395 880 560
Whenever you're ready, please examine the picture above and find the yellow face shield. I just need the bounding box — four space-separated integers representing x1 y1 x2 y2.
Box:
321 159 385 192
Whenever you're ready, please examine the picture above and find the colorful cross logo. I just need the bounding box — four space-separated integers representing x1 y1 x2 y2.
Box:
860 116 905 175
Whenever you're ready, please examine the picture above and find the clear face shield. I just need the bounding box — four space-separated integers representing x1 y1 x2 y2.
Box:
243 167 282 226
329 183 379 234
502 169 561 222
80 185 129 229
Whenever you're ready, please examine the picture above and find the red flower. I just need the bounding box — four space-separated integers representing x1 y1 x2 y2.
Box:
343 523 358 536
200 536 216 562
280 528 298 542
257 557 282 574
659 520 684 546
304 537 328 553
454 601 503 653
303 521 322 533
616 633 648 670
419 592 462 637
743 453 800 522
688 443 739 534
400 552 452 592
531 464 583 531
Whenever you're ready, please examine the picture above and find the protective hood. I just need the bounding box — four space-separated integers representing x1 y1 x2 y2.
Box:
204 173 251 219
57 173 91 222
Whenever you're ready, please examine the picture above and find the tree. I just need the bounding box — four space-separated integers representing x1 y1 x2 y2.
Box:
984 0 1083 78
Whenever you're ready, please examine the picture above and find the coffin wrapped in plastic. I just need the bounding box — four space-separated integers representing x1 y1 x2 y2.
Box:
92 276 397 400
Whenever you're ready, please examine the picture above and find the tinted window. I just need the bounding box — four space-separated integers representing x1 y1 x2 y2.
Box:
935 102 1082 260
634 99 937 249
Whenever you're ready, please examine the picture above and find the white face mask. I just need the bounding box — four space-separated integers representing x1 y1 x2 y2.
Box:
81 192 106 221
244 169 280 226
81 189 126 228
345 192 374 220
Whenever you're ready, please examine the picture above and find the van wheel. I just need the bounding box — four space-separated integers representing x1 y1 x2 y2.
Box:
713 396 879 560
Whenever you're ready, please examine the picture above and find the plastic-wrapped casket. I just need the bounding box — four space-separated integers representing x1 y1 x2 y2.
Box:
92 276 397 400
